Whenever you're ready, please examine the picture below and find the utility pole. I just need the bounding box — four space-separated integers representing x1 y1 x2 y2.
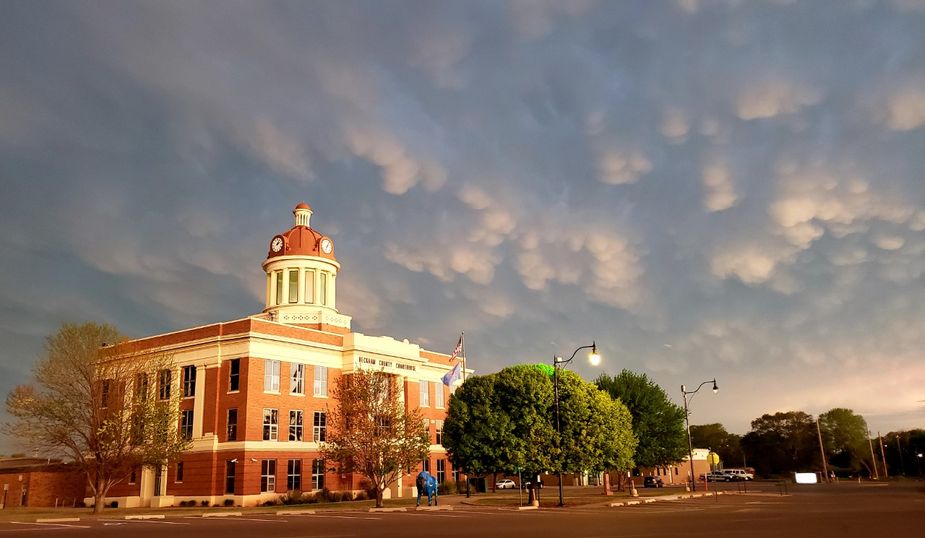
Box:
868 433 879 479
895 435 905 476
878 432 889 479
816 418 830 483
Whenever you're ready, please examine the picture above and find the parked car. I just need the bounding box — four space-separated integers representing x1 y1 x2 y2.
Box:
643 476 664 488
703 471 730 482
723 469 754 481
495 479 516 489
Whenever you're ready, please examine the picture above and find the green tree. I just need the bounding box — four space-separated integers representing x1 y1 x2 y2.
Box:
741 411 817 476
443 364 636 490
689 423 743 468
321 368 429 508
4 322 190 514
596 371 688 469
818 408 870 474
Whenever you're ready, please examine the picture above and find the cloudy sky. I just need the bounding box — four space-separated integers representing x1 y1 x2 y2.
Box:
2 0 924 449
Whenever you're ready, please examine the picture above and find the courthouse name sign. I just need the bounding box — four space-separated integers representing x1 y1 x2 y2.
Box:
356 355 418 374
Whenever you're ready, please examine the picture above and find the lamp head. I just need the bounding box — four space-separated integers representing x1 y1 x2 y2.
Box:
712 379 719 394
589 342 601 367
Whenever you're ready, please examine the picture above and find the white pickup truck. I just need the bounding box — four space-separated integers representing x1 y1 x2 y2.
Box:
723 469 754 481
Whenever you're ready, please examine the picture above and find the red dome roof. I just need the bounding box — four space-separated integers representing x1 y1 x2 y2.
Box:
266 203 335 260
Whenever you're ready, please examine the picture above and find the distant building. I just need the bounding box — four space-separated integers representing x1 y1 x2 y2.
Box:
0 458 84 508
103 203 466 508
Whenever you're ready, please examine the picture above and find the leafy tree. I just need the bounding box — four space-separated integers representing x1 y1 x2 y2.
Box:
689 423 743 468
740 411 817 476
321 368 429 507
4 322 190 514
596 371 688 469
443 364 636 491
882 429 925 477
818 408 870 474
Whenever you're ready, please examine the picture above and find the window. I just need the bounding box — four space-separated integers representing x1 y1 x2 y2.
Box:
289 410 303 441
313 411 326 442
419 380 429 407
225 460 236 494
182 365 197 398
134 373 149 402
181 409 193 440
227 408 238 441
422 418 430 442
287 459 301 491
158 369 172 400
290 363 305 395
263 408 279 441
288 269 299 303
423 459 430 473
437 459 446 484
176 462 184 483
311 459 325 490
129 467 138 485
313 366 327 397
320 272 328 305
435 381 444 408
264 359 281 392
304 270 314 303
436 420 443 445
275 271 283 305
452 467 459 483
261 459 277 492
229 358 240 392
100 379 111 408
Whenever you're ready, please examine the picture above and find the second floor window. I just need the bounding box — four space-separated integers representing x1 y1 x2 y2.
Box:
265 359 280 392
182 365 196 398
313 366 327 397
313 411 326 442
420 380 429 407
289 410 304 441
435 382 444 408
181 409 193 440
100 379 111 408
263 408 279 441
229 358 240 392
436 420 443 445
158 369 171 400
227 408 238 441
291 363 305 395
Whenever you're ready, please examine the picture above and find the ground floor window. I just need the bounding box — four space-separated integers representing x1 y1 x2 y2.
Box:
436 459 446 484
311 459 325 490
175 462 184 483
226 460 236 494
451 467 459 483
261 459 277 492
287 459 302 491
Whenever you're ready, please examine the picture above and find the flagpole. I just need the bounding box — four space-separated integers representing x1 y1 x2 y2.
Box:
461 331 466 383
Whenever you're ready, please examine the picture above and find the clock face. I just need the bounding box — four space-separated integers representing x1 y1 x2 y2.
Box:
320 238 333 254
271 237 284 253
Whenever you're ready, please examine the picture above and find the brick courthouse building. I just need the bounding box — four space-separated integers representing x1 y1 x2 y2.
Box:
104 203 465 508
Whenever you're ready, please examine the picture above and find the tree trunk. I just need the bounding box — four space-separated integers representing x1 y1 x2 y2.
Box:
93 492 104 515
375 487 384 508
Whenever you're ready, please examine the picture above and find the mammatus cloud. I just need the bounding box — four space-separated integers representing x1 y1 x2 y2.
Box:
735 78 822 121
701 161 738 212
596 149 652 185
880 83 925 131
344 127 447 195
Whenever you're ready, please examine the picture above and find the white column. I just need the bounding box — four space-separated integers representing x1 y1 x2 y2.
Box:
193 365 205 438
329 274 336 309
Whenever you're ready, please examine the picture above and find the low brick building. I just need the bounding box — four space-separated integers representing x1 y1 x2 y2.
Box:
0 458 85 508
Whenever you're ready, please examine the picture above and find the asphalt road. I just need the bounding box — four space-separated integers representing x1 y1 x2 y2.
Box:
2 482 922 537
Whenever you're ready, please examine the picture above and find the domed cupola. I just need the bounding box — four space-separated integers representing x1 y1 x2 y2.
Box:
261 202 351 332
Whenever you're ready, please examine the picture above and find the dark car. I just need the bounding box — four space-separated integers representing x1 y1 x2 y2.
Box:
643 476 664 488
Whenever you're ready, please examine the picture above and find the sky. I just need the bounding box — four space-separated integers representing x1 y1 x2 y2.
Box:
1 0 924 452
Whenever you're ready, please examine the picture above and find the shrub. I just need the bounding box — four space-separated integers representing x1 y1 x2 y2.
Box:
339 491 353 502
108 501 119 509
438 481 456 495
354 490 368 501
305 493 319 504
223 499 234 507
200 500 209 507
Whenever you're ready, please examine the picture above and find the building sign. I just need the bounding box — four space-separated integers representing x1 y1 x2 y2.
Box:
356 355 417 375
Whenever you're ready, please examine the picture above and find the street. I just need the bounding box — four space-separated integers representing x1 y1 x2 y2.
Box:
0 482 921 537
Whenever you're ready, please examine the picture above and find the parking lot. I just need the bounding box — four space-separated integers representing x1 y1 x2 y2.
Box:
0 481 921 537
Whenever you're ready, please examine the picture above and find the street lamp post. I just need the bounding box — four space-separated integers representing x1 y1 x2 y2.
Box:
553 342 600 507
681 379 718 492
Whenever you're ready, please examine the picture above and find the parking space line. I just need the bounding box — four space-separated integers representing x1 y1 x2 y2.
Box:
99 518 189 525
7 521 91 529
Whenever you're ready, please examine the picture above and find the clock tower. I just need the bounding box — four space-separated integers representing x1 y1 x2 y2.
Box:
262 202 351 332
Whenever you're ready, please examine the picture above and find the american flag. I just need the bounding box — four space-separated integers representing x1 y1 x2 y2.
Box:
449 335 463 361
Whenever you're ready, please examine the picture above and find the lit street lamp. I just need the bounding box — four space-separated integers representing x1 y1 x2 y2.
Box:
553 342 600 507
681 379 718 492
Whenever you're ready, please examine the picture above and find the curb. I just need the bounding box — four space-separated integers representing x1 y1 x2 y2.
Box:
276 509 316 515
201 512 242 518
516 505 538 511
415 506 453 511
36 518 81 523
369 507 406 513
125 514 165 520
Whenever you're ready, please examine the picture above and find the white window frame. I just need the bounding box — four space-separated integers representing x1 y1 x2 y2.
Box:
313 366 328 397
261 459 277 493
437 459 446 484
313 411 326 442
289 410 304 441
436 420 443 446
158 369 172 401
264 359 281 393
263 408 279 441
420 380 429 407
311 459 325 490
181 409 194 439
287 459 301 491
304 269 315 303
435 381 444 408
182 365 196 398
291 363 305 395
